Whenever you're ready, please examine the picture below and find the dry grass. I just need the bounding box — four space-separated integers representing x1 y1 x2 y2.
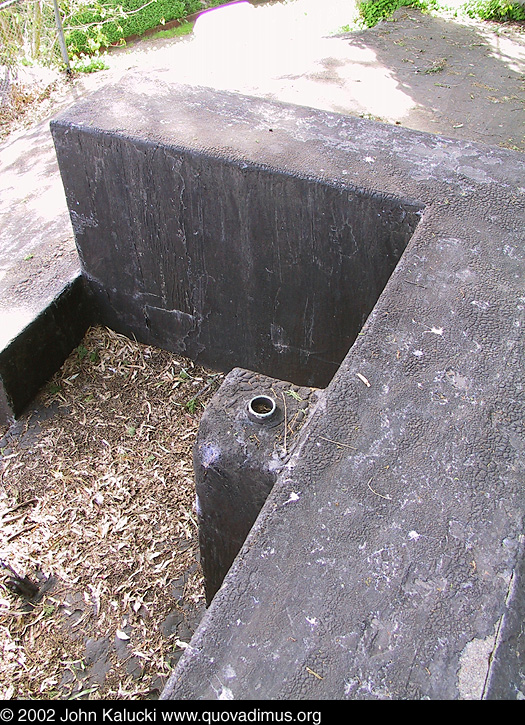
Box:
0 326 223 700
0 78 59 142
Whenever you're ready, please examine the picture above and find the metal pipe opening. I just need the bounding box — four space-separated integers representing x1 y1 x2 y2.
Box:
247 395 277 423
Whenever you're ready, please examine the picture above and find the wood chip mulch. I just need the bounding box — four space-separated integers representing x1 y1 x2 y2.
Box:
0 325 223 700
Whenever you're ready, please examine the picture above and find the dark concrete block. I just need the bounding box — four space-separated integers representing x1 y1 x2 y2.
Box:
50 77 524 700
50 80 423 389
0 274 93 423
194 367 320 604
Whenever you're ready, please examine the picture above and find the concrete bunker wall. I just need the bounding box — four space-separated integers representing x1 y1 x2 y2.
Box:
0 275 93 422
51 127 422 388
50 78 525 700
50 91 423 612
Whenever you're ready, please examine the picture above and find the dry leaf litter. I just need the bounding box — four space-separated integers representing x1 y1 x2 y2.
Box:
0 325 224 699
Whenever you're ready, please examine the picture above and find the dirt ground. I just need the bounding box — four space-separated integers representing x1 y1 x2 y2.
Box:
0 327 222 699
0 0 523 702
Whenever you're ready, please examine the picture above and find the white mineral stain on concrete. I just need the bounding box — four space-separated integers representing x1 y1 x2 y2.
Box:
218 686 234 700
223 664 236 679
283 491 300 505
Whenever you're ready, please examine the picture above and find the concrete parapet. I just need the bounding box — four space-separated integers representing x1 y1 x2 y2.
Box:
50 84 423 389
0 275 93 423
50 77 524 699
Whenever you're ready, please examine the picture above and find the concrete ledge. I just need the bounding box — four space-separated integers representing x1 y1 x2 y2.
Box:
50 77 524 699
0 274 93 424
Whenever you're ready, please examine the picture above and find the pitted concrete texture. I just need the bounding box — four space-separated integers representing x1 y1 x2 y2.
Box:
51 78 524 699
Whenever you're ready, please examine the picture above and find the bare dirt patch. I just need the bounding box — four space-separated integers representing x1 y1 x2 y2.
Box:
0 326 223 699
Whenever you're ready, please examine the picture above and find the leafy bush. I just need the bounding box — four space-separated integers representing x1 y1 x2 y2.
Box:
357 0 524 26
202 0 232 7
462 0 525 20
358 0 425 27
148 19 195 38
65 0 202 56
70 51 110 72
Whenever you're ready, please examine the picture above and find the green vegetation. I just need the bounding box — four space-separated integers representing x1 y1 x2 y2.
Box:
0 0 234 68
76 343 99 363
425 0 515 23
350 0 524 28
4 0 522 72
358 0 421 27
70 51 109 72
185 398 198 413
65 0 202 57
149 20 195 39
461 0 525 20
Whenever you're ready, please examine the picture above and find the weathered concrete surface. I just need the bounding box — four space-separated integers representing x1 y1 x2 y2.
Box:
1 2 524 424
0 275 92 421
0 103 98 423
0 118 84 422
50 78 423 387
194 368 321 605
51 79 524 699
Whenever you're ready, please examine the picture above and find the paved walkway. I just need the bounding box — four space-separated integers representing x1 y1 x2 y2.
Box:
0 0 523 352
